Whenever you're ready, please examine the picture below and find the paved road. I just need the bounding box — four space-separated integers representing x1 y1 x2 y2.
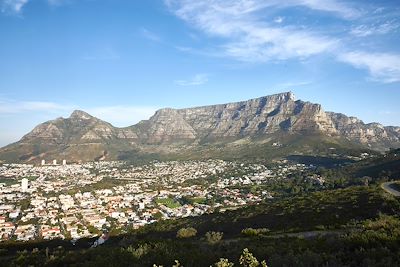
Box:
381 181 400 197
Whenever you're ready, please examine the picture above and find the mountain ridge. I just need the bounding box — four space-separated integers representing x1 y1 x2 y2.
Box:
1 92 399 162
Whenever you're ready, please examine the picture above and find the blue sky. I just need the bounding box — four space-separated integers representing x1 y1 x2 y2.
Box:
0 0 399 146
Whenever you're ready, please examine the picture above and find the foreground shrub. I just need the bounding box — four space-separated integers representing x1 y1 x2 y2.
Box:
241 228 270 237
205 231 223 245
239 248 268 267
176 227 197 238
214 258 234 267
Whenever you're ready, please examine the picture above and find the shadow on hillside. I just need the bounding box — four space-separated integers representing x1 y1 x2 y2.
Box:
286 155 355 168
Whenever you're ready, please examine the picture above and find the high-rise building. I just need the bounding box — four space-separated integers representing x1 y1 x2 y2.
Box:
41 160 46 166
21 178 28 192
53 159 57 165
62 159 67 165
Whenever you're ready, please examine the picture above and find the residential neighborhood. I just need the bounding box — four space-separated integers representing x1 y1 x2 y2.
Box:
0 159 312 242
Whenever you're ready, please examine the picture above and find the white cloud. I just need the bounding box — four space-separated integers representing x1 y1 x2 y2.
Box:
350 22 399 37
1 0 72 14
165 0 400 83
86 106 159 127
165 0 338 63
0 100 75 114
1 0 29 13
338 51 400 83
223 27 337 62
293 0 361 19
274 16 284 24
165 0 360 21
174 73 209 86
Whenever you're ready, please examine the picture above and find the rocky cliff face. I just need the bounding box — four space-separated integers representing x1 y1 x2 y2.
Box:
327 112 400 150
173 92 338 139
1 92 399 162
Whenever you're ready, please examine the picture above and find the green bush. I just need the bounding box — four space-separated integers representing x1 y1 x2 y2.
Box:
176 227 197 238
205 231 223 245
127 243 151 259
214 258 234 267
241 228 270 237
239 248 268 267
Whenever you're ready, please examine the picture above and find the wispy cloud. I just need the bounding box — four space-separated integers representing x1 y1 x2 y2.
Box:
350 21 399 37
165 0 338 63
140 27 162 43
289 0 361 19
174 73 209 86
0 100 75 114
338 51 400 83
1 0 29 14
165 0 361 20
1 0 73 14
165 0 400 83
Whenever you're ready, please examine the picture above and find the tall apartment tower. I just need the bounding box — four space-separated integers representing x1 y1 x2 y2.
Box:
62 159 67 165
53 159 57 165
41 160 45 166
21 178 28 192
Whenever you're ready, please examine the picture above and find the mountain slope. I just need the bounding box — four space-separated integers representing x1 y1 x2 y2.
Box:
0 92 399 162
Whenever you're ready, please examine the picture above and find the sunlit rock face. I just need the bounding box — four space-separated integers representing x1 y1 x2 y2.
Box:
1 92 399 162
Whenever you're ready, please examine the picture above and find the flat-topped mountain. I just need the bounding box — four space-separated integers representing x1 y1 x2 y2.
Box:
1 92 399 162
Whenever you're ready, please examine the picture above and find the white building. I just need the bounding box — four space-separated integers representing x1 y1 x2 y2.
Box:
21 178 28 192
62 159 67 165
41 160 46 166
53 159 57 165
138 202 145 210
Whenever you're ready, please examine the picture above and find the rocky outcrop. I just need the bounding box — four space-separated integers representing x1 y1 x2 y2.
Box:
1 92 399 162
327 112 400 149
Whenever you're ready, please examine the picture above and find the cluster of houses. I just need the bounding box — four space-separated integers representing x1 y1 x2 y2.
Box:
0 159 314 242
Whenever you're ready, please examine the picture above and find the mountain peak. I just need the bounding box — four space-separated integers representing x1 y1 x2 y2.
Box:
70 110 94 120
275 91 295 101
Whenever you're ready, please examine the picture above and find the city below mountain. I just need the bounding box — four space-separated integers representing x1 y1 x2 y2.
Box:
2 1 400 265
0 92 399 163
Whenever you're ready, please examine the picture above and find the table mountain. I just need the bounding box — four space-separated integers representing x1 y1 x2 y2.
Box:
0 92 399 162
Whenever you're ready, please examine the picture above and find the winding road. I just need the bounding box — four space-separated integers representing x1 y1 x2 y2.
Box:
381 181 400 197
